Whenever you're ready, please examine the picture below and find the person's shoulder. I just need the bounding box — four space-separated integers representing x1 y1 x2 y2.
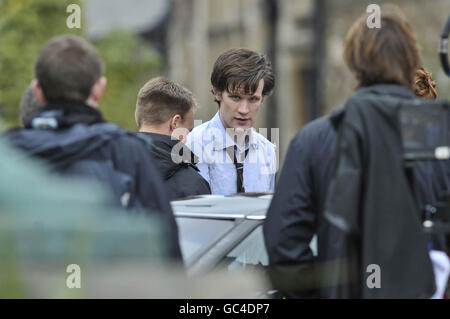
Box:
107 129 151 153
175 164 204 180
300 113 332 134
291 107 342 148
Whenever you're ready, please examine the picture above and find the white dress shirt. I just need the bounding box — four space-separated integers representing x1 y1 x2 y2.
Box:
186 112 277 195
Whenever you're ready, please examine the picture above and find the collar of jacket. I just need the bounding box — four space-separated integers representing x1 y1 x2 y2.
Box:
25 100 105 129
329 84 416 131
352 84 416 100
138 132 200 179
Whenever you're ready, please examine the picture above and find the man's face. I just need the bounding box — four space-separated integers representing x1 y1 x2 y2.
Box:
216 79 264 131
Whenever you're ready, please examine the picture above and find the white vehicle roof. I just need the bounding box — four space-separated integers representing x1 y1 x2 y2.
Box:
171 193 272 220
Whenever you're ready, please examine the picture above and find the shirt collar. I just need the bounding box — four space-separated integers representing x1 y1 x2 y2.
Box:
210 112 258 151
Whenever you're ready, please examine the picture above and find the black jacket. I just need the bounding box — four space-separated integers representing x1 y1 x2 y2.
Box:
5 101 182 260
264 85 446 298
137 132 211 200
264 106 341 298
324 85 435 298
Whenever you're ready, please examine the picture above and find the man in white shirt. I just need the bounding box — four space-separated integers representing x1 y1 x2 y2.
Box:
186 48 277 195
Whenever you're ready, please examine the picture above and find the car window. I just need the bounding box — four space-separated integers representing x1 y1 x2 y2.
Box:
224 225 268 271
176 217 235 262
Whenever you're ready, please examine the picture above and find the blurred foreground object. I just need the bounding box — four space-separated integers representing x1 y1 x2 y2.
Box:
439 14 450 77
324 94 434 298
0 141 268 297
0 137 174 298
323 95 450 298
414 68 437 99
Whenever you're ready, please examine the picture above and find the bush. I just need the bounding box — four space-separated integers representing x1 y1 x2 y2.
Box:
0 0 163 130
95 30 163 129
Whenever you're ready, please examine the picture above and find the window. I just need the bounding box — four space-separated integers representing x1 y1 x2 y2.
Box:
224 225 268 271
176 217 235 262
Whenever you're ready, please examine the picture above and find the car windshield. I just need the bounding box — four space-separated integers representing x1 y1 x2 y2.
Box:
176 217 235 262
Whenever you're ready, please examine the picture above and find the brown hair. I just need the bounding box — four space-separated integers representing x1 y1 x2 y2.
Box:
35 35 104 102
413 67 437 99
344 5 422 90
211 48 275 102
135 77 197 128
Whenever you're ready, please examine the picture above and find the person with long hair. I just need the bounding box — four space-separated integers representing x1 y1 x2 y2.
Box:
414 67 438 99
264 4 443 298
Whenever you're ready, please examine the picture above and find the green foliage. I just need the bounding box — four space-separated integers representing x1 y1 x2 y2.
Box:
0 0 82 126
95 30 163 129
0 0 163 130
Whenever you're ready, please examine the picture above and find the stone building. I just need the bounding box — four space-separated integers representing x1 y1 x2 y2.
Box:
323 0 450 115
167 0 450 170
86 0 450 169
167 0 326 169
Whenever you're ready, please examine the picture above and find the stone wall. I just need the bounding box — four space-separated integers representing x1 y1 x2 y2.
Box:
323 0 450 114
166 0 450 170
167 0 317 168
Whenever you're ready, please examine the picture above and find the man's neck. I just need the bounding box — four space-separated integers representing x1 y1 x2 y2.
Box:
139 124 170 136
224 128 251 150
85 96 99 108
217 113 251 149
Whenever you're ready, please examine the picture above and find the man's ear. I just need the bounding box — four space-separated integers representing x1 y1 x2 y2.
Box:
170 114 182 131
31 79 47 104
89 76 107 107
212 87 222 101
170 114 190 142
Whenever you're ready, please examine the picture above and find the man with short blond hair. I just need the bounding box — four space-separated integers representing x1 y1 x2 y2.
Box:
136 77 210 199
136 77 197 135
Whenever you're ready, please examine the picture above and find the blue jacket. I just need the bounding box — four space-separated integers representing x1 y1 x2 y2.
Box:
5 101 182 260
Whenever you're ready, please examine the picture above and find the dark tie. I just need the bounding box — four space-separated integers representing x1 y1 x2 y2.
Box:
226 146 249 193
